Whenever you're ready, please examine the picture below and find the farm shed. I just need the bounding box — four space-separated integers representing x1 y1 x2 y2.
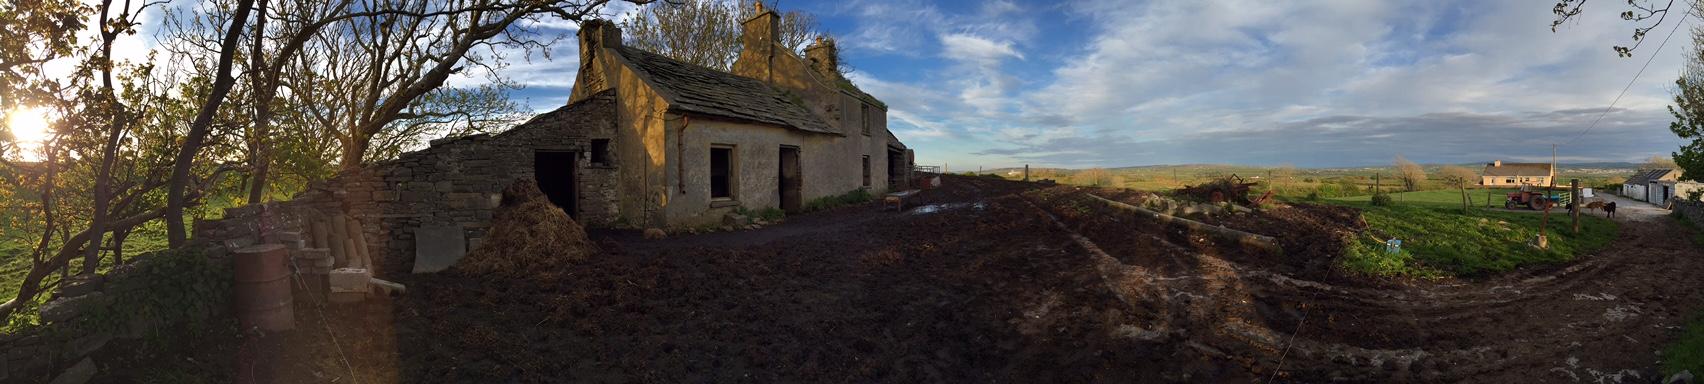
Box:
1480 160 1554 187
1650 179 1703 207
1623 169 1679 203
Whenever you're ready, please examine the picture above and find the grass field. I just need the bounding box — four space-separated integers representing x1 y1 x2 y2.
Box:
1329 188 1521 208
1321 189 1617 277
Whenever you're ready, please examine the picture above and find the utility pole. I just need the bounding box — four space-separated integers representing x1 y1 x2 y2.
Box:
1024 164 1030 182
1550 144 1558 190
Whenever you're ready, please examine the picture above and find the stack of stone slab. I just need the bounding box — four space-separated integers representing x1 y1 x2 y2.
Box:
289 212 381 303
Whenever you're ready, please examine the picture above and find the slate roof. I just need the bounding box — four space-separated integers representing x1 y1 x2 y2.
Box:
1482 162 1553 177
1625 169 1674 185
615 46 837 135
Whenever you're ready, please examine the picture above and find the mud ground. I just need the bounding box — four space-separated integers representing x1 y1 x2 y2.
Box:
103 174 1704 383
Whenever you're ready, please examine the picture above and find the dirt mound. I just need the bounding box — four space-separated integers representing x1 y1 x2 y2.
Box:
455 179 597 276
1057 186 1369 280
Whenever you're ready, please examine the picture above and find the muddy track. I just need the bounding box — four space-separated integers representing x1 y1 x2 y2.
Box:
1024 186 1704 382
122 175 1703 383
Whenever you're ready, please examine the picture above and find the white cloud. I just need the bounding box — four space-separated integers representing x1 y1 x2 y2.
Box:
940 33 1023 62
837 0 1697 168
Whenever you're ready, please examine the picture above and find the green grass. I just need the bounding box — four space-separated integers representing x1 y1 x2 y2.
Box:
1323 192 1617 277
1668 220 1704 376
1330 188 1521 208
1665 314 1704 376
803 188 874 212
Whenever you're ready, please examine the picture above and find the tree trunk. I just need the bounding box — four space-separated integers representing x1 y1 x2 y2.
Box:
0 208 165 321
166 0 258 246
1460 186 1469 214
83 0 127 275
340 135 367 171
246 0 273 205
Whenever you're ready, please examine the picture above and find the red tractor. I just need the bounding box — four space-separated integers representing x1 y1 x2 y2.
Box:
1505 188 1562 210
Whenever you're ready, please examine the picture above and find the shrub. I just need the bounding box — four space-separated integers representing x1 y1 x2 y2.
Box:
804 188 874 212
1370 192 1395 207
1305 191 1321 201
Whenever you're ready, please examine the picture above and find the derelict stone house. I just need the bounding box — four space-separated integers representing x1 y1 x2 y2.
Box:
558 10 911 228
190 6 911 278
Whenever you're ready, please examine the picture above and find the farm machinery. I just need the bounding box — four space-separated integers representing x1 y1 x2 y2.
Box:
1504 186 1565 210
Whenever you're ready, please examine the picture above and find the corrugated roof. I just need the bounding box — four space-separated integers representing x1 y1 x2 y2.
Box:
1625 169 1673 185
615 46 837 135
1482 162 1552 177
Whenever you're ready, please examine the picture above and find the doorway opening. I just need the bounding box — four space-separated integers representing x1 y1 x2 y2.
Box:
778 146 801 212
534 151 579 219
887 148 905 188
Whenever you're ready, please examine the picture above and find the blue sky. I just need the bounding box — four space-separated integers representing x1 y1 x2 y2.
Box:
71 0 1699 169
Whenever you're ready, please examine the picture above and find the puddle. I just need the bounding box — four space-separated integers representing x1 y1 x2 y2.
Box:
910 202 986 215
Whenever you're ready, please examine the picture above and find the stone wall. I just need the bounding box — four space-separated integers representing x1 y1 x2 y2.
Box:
1677 199 1704 225
197 90 620 275
0 244 230 384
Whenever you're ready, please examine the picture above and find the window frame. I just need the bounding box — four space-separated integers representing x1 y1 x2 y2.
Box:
590 138 611 166
710 145 737 200
860 103 871 136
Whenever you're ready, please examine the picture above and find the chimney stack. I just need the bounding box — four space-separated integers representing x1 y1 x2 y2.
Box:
805 36 839 79
571 19 621 104
1493 160 1502 167
733 1 780 82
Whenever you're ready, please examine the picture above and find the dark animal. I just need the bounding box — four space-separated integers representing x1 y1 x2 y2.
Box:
1604 201 1617 218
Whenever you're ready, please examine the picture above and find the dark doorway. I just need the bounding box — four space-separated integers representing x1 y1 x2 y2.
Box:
887 148 905 188
778 146 802 212
534 151 578 219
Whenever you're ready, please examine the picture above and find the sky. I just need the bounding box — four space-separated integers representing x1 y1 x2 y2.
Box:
20 0 1701 169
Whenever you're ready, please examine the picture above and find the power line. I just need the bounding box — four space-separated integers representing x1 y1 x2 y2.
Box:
1563 3 1693 146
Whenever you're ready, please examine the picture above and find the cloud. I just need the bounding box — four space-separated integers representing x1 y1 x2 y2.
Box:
825 0 1697 168
940 33 1024 62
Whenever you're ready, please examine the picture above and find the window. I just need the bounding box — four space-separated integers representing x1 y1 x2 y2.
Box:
862 155 871 187
1505 177 1516 184
860 103 871 136
590 139 610 165
711 146 734 199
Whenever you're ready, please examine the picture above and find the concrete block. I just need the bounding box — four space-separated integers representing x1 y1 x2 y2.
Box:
293 248 330 260
412 224 466 273
273 231 303 243
329 268 371 293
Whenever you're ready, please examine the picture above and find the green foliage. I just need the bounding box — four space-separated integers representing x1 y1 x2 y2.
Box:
1334 202 1617 277
1671 77 1704 182
1338 233 1437 278
1676 213 1704 247
1369 192 1395 207
68 247 230 336
1663 312 1704 376
804 188 873 212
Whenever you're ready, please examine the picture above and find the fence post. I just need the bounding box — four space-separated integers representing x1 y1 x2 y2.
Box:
1571 179 1580 234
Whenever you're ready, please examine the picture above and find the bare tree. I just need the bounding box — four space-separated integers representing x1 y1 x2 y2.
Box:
1551 0 1684 57
1640 154 1679 169
622 0 825 71
1395 155 1426 192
